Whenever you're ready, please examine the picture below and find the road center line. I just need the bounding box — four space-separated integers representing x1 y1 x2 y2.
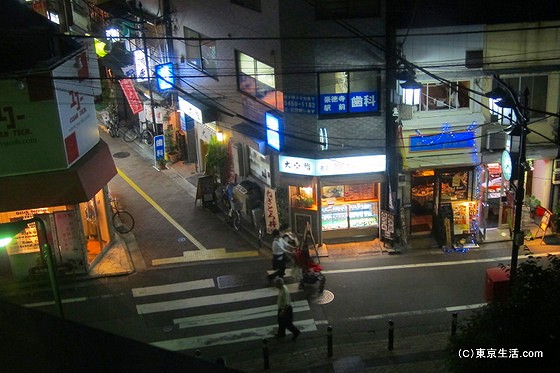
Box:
117 167 207 251
322 251 560 275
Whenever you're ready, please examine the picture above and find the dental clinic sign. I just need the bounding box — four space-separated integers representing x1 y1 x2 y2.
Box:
279 154 386 176
319 91 378 114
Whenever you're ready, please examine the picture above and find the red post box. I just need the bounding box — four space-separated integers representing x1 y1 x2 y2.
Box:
485 267 510 302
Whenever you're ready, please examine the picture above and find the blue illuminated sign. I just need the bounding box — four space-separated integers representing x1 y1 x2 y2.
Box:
409 131 475 152
265 112 282 151
319 91 378 114
155 63 174 90
154 134 165 162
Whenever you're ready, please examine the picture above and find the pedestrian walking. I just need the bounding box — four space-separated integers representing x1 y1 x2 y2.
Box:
267 229 294 281
274 277 301 341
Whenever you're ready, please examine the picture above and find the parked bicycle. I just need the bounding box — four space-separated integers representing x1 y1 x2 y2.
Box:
109 195 135 234
123 120 155 146
220 182 242 230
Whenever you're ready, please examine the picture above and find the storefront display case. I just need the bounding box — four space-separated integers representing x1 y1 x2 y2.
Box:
320 183 379 237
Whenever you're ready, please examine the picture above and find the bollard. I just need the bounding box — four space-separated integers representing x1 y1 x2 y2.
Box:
451 312 458 336
388 320 394 351
263 338 270 370
327 325 333 358
194 349 202 358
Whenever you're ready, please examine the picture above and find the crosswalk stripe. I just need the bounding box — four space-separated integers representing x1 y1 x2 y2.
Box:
136 283 300 315
132 279 215 297
173 300 310 329
151 319 317 351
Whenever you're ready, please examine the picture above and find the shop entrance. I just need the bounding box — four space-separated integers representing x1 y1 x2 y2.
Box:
410 170 435 235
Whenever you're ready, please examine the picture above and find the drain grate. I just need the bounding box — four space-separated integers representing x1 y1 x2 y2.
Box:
113 151 130 159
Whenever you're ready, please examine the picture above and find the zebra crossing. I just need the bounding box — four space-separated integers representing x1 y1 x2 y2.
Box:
131 278 318 352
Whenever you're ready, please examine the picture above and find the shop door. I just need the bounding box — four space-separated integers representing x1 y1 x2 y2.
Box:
410 170 435 235
482 164 505 230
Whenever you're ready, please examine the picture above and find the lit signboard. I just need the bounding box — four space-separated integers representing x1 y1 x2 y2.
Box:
155 63 175 90
279 154 386 176
265 111 282 151
134 49 148 82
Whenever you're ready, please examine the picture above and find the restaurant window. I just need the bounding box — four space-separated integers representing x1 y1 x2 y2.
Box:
419 81 470 112
318 70 379 116
183 27 217 76
236 51 283 110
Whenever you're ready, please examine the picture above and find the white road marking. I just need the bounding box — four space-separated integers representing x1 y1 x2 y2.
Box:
132 278 215 297
173 300 310 329
136 283 300 314
322 251 560 275
151 319 317 351
346 303 487 322
24 297 88 308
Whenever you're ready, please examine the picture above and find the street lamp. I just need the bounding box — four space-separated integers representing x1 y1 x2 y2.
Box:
485 76 529 283
0 217 64 318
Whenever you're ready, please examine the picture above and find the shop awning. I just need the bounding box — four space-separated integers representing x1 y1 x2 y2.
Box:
0 140 117 212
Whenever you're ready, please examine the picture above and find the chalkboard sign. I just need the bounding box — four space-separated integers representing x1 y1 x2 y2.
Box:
196 175 215 207
380 210 395 240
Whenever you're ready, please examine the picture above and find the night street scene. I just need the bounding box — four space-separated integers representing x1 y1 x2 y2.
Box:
1 0 560 371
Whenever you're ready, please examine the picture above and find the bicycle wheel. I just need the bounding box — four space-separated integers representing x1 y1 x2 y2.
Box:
113 210 135 233
109 124 119 138
141 130 154 146
123 128 138 142
232 211 241 231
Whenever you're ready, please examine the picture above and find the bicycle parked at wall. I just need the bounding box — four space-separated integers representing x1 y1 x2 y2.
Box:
123 120 155 146
109 194 135 234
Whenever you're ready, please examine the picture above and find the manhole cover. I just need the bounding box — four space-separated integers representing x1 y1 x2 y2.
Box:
162 325 174 332
113 151 130 159
310 289 334 305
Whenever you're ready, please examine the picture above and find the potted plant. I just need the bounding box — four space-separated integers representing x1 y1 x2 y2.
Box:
167 145 179 164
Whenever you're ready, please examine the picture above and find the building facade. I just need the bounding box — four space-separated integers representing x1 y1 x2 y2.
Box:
396 21 560 248
0 0 117 279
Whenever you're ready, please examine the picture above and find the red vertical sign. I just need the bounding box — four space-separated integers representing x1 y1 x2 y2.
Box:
119 79 144 114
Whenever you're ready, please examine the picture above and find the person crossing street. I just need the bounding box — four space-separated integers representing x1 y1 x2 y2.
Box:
274 277 301 341
267 229 295 281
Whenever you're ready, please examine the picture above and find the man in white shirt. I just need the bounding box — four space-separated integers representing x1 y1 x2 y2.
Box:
267 229 294 280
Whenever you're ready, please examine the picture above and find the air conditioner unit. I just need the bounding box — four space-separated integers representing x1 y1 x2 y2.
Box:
486 131 507 151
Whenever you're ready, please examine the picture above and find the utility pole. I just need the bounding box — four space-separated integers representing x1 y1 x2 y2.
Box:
139 2 158 135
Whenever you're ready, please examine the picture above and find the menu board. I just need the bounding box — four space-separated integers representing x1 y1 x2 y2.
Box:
6 221 40 255
452 201 478 235
344 183 375 201
441 171 468 201
380 210 395 240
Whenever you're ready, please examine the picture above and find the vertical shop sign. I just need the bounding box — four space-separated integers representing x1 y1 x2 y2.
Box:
264 187 279 233
154 135 164 166
119 79 144 114
380 210 395 240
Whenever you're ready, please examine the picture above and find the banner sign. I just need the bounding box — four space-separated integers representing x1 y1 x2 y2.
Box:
319 91 378 114
119 79 144 114
264 187 279 234
409 131 475 152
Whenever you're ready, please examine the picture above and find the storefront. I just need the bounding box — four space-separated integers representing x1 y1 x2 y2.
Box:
400 115 484 247
279 154 385 244
0 141 117 280
177 94 217 173
410 167 479 246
